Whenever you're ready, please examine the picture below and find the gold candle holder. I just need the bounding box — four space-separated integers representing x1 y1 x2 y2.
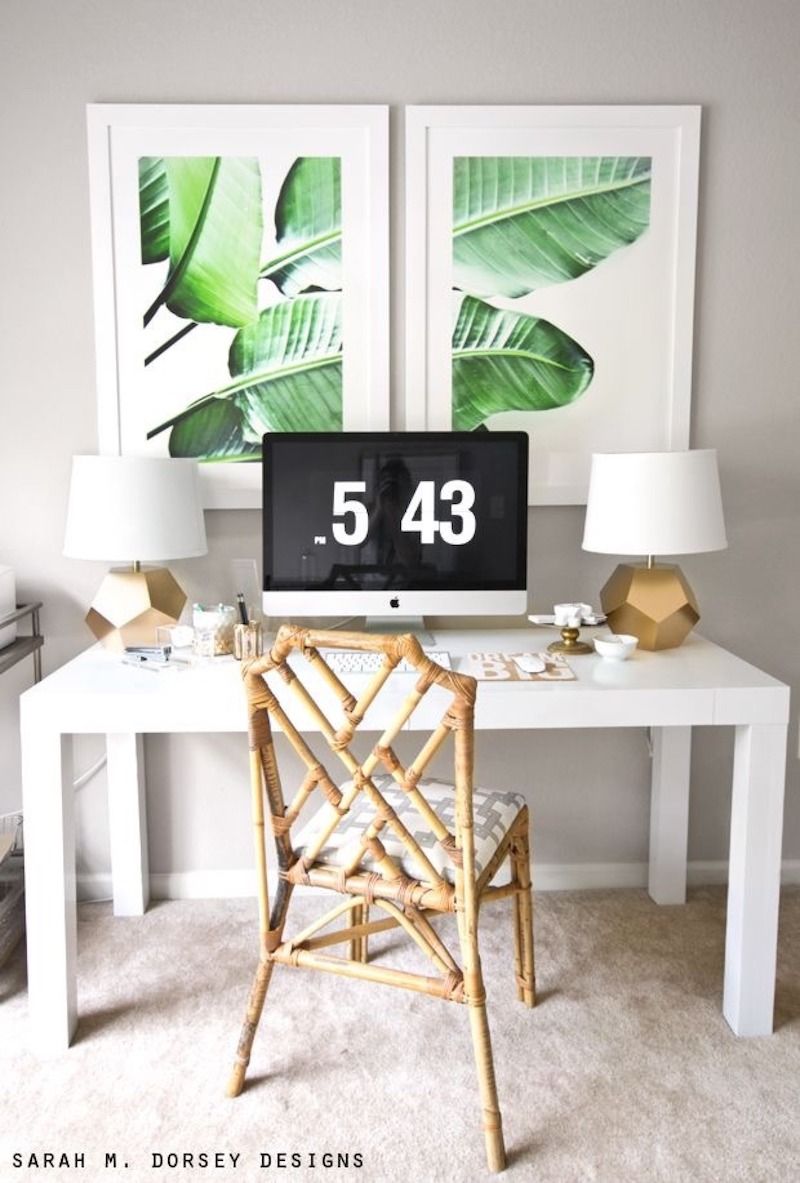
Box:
547 624 593 655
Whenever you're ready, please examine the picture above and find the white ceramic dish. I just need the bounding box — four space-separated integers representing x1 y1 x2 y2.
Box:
528 611 607 627
593 633 638 660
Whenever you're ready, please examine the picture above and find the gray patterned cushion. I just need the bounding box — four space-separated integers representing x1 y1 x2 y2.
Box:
294 775 526 885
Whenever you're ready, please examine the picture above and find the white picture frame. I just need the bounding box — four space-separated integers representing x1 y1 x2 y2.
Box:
405 105 701 504
87 104 390 508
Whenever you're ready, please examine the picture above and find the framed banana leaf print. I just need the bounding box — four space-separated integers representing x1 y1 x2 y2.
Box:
87 104 389 507
405 106 701 504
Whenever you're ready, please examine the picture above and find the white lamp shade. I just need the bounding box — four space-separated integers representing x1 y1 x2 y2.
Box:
64 456 208 562
582 450 727 557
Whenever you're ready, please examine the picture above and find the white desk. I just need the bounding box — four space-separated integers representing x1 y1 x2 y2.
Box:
20 629 790 1052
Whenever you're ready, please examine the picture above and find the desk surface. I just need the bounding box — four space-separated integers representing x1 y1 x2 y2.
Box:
22 628 789 734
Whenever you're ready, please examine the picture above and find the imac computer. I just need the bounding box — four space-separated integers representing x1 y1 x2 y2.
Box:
262 431 528 630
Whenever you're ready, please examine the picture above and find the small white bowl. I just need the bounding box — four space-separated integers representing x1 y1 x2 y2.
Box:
594 633 638 661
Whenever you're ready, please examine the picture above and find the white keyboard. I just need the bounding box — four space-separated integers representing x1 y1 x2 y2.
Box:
322 649 451 676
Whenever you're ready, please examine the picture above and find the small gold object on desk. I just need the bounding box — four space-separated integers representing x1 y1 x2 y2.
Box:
233 621 263 660
547 601 594 655
547 624 593 655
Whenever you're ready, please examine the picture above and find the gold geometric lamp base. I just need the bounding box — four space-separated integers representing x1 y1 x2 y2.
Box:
599 563 700 651
86 566 187 652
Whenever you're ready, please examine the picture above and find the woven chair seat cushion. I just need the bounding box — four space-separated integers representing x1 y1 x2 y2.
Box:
294 775 526 885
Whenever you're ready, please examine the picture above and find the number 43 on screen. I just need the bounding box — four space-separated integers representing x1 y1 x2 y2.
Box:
331 480 477 546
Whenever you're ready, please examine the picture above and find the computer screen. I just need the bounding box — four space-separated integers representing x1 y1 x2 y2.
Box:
262 432 528 621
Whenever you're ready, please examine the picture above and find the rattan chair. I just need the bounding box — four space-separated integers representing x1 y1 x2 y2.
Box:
227 625 535 1172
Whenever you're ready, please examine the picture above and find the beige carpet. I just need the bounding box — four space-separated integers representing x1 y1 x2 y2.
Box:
1 887 798 1183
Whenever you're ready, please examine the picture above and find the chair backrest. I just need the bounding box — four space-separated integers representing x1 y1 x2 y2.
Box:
243 624 480 917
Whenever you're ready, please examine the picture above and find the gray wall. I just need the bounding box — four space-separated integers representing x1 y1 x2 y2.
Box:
1 0 797 884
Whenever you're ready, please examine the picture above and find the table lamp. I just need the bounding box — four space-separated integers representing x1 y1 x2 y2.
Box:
64 456 208 650
582 450 727 649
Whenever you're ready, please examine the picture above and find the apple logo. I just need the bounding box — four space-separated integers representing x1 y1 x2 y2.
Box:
390 596 400 609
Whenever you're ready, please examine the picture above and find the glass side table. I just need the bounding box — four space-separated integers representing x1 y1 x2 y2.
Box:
0 603 40 968
0 603 43 683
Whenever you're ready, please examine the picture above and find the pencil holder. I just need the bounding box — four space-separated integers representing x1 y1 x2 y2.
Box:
233 621 263 661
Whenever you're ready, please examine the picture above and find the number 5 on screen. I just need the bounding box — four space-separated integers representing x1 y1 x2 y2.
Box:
332 481 368 544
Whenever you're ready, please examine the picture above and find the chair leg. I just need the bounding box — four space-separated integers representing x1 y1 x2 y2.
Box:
512 886 524 1002
511 811 536 1008
226 954 277 1097
226 881 292 1098
348 901 369 963
467 981 506 1172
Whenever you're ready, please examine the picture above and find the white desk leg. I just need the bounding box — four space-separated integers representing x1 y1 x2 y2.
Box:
107 733 150 916
723 723 787 1036
20 716 77 1053
648 726 692 905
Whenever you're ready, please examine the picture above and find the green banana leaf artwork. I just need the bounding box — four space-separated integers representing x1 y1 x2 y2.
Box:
452 295 594 431
451 155 651 430
140 154 343 462
150 292 344 459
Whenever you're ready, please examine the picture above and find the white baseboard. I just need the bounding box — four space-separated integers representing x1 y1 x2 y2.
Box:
151 869 258 899
75 870 256 902
76 860 800 903
76 872 113 902
533 862 648 891
685 860 800 887
686 861 732 887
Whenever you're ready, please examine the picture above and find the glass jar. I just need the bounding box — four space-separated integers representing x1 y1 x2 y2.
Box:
192 604 237 657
